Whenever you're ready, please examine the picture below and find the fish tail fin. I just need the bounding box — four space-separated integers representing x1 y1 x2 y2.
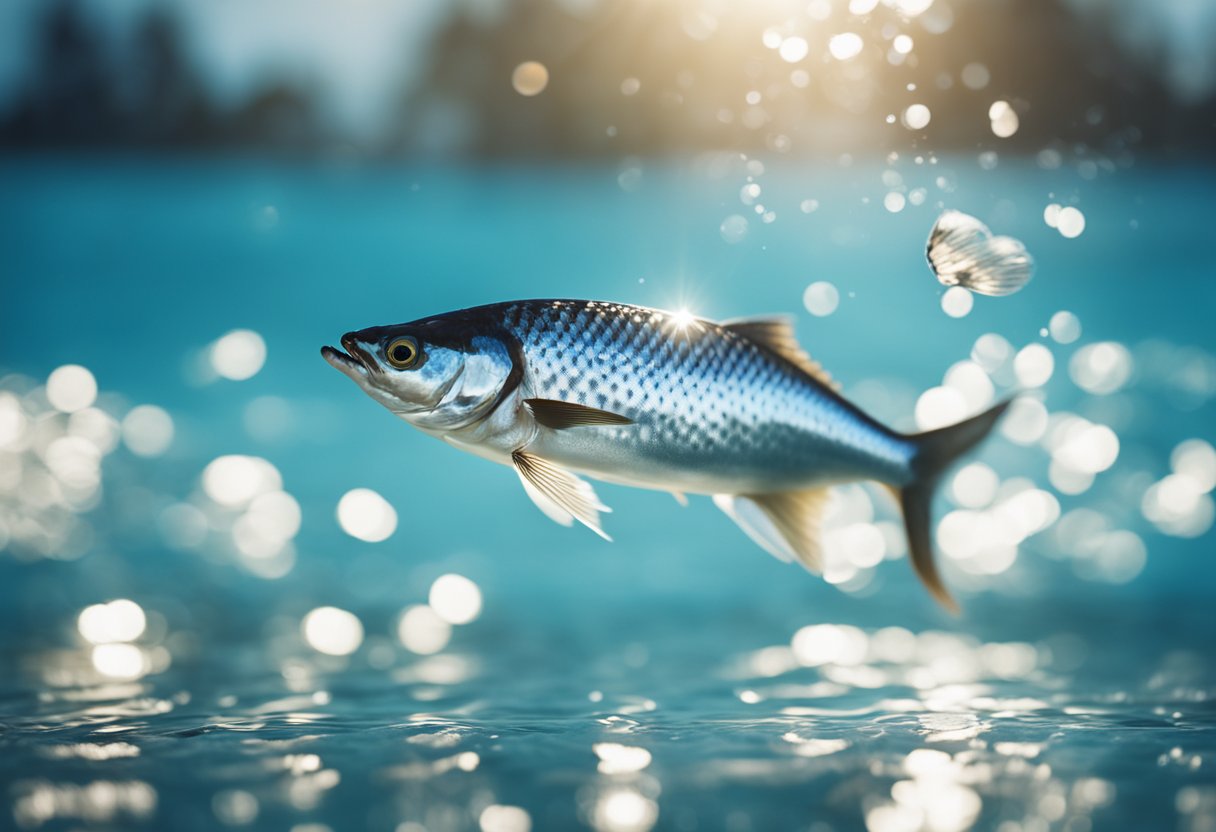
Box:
900 399 1013 613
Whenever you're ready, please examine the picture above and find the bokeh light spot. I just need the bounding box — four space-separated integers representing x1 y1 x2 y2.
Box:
302 606 364 656
336 488 397 542
512 62 549 96
428 574 483 625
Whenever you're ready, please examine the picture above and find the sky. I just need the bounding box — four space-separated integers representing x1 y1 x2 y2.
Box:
0 0 1212 139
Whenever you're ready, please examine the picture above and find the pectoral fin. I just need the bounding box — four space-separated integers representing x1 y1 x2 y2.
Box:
714 488 833 572
512 450 612 540
525 399 634 430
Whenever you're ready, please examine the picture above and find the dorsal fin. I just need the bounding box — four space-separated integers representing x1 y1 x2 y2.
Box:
720 316 841 392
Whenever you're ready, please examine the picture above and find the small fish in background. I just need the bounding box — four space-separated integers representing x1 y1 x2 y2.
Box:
926 210 1034 296
324 300 1011 611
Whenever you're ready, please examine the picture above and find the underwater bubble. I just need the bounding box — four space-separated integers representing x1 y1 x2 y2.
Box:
961 62 990 90
210 330 266 381
1143 475 1216 538
916 386 967 430
740 183 761 205
952 463 998 508
1049 311 1082 344
893 34 914 54
902 104 931 130
398 605 452 655
971 333 1013 373
720 214 749 244
46 365 97 413
1014 344 1054 388
121 405 174 457
779 36 809 63
619 77 640 96
892 0 934 15
302 607 363 656
46 436 101 489
243 490 302 543
884 192 906 213
0 392 25 449
480 805 531 832
1038 148 1063 169
800 199 819 213
1049 460 1095 495
203 455 282 508
926 210 1034 296
1050 419 1119 474
1001 397 1049 445
989 100 1019 138
849 0 879 12
829 32 864 60
78 599 146 644
803 281 840 317
336 488 397 542
1080 529 1146 583
1172 439 1216 492
978 151 999 170
941 286 973 318
944 361 994 411
1056 206 1086 238
1069 342 1132 395
428 574 483 625
511 62 549 96
67 408 119 454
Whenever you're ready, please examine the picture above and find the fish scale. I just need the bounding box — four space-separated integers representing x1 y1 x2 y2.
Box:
496 299 912 494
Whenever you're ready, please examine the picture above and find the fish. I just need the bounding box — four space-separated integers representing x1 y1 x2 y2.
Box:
322 299 1010 610
926 210 1034 297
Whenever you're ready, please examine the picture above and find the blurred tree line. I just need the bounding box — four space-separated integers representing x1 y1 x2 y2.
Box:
2 0 1212 158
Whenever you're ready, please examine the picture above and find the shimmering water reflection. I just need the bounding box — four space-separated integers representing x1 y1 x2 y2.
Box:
3 602 1213 831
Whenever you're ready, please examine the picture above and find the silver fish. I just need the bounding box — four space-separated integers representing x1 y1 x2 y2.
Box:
323 299 1009 610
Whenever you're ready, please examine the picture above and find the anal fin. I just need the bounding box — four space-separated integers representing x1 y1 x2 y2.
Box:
512 450 612 540
714 488 833 572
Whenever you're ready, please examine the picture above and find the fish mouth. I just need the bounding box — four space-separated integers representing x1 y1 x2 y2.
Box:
321 334 377 379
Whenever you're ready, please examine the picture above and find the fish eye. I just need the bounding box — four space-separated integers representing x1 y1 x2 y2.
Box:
386 337 419 369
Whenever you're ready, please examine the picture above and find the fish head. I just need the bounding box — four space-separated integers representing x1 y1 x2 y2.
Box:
323 318 515 431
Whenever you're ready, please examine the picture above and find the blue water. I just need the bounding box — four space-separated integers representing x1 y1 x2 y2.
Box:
1 155 1214 831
